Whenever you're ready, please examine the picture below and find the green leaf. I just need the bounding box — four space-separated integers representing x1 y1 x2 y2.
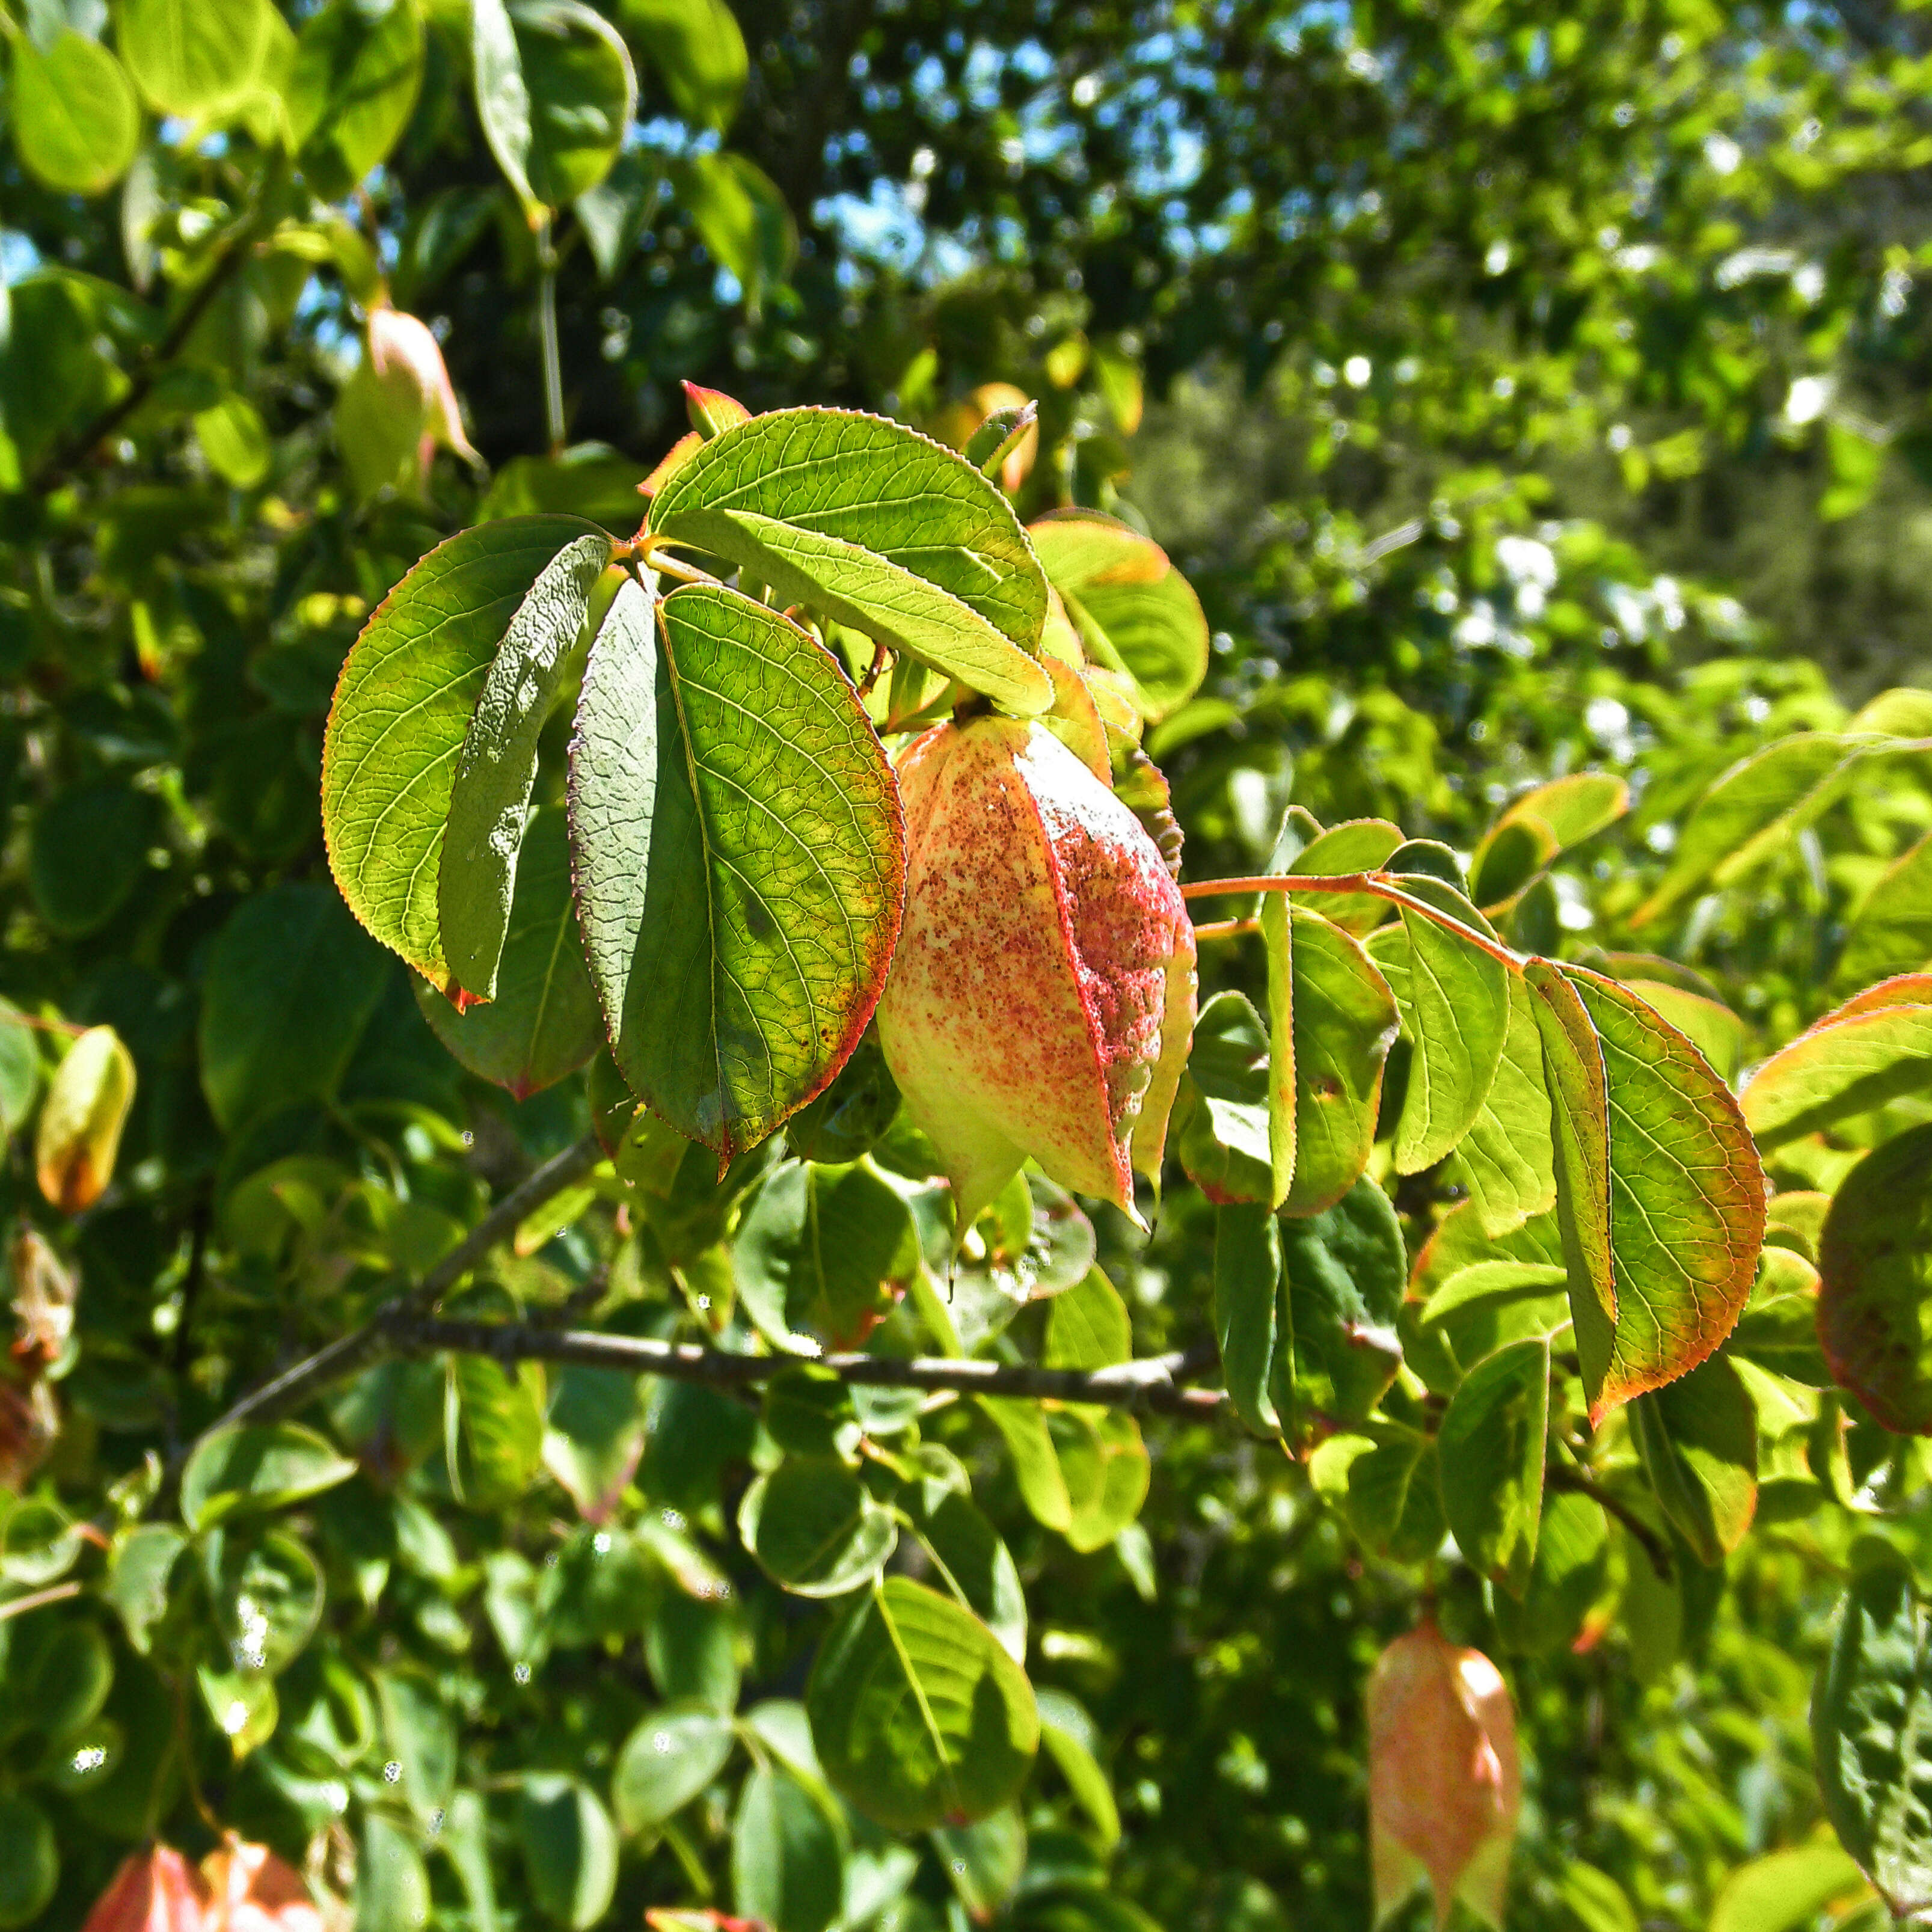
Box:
1527 962 1765 1423
739 1458 898 1596
806 1577 1040 1832
1628 1355 1758 1566
978 1395 1073 1533
447 1357 548 1510
200 882 390 1132
29 781 155 936
1438 1335 1550 1592
569 577 904 1157
1260 893 1296 1207
207 1528 325 1678
287 0 425 193
732 1766 845 1932
1835 831 1932 990
119 0 279 115
1213 1201 1281 1435
438 533 610 999
1275 1176 1405 1426
1027 510 1210 720
618 0 747 129
1044 1265 1132 1372
1813 1543 1932 1919
1818 1124 1932 1433
1419 1260 1569 1331
1035 1689 1120 1848
1317 1431 1445 1562
357 1813 431 1931
1709 1845 1871 1932
0 1615 112 1746
542 1365 645 1522
511 0 637 209
1560 1864 1640 1932
733 1160 921 1350
11 33 140 197
194 393 271 486
900 1478 1027 1664
0 1794 56 1931
648 408 1051 713
784 1031 902 1163
323 517 609 995
181 1423 357 1532
473 0 535 209
1742 980 1932 1147
1634 734 1862 927
0 1000 40 1135
935 1809 1026 1918
518 1774 619 1931
1369 882 1510 1173
1052 1406 1149 1553
677 151 798 313
1457 973 1557 1237
1285 818 1405 934
613 1702 736 1830
1471 773 1629 904
1174 992 1272 1203
1277 904 1398 1214
416 809 604 1098
104 1524 186 1655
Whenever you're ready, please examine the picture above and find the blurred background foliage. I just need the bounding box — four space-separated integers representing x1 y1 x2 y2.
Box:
7 0 1932 1927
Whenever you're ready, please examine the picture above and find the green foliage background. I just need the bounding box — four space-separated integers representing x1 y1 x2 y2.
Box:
9 1 1932 1928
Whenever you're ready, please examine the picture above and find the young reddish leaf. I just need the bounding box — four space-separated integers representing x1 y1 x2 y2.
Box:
1529 963 1763 1423
80 1845 209 1932
682 379 750 438
1741 975 1932 1147
35 1025 136 1214
201 1835 327 1932
1368 1622 1521 1930
876 717 1196 1231
1817 1123 1932 1433
322 517 609 995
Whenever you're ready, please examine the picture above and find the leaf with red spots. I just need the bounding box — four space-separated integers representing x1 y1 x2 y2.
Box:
570 577 904 1158
1527 961 1764 1424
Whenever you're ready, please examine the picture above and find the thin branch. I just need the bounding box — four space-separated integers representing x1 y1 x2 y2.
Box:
34 209 267 489
1181 870 1523 971
384 1318 1230 1416
1191 917 1259 943
0 1580 83 1625
198 1133 604 1437
1548 1465 1674 1580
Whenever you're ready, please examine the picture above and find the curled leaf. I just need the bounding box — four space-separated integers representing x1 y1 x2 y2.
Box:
35 1025 136 1214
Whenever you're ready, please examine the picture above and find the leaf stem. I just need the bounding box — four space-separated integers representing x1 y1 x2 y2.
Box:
1181 871 1524 971
1191 917 1259 943
0 1580 82 1625
536 214 566 456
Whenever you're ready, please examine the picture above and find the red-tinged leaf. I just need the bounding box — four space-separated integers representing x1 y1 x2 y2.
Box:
683 379 750 438
80 1845 209 1932
1528 962 1764 1423
1743 976 1932 1147
1818 1123 1932 1433
201 1835 327 1932
34 1024 136 1214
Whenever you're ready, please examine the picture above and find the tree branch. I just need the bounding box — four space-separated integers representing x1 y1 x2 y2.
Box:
385 1319 1230 1415
200 1133 604 1437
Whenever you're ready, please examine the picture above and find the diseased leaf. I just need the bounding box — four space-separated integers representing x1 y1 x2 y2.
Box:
1817 1123 1932 1433
323 517 607 993
417 809 604 1098
1528 963 1764 1423
569 577 904 1156
806 1578 1039 1832
1742 977 1932 1147
438 533 610 999
648 409 1050 712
